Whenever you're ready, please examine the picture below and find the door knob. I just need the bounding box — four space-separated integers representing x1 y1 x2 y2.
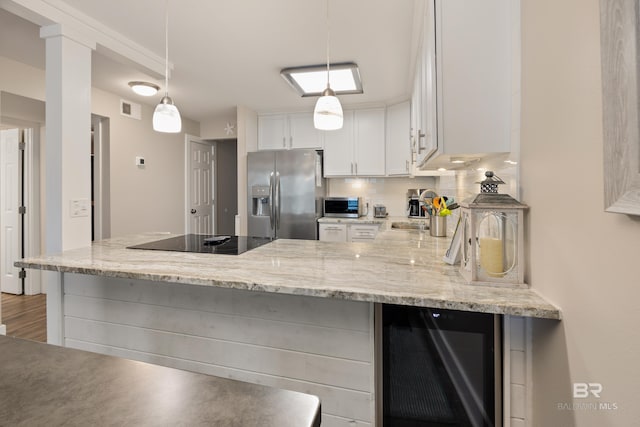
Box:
190 209 197 214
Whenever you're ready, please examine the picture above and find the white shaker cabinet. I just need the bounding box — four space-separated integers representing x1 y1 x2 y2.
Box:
323 108 385 177
319 223 347 242
258 113 323 150
419 0 512 167
386 101 412 176
354 108 386 176
323 111 355 176
347 224 380 242
414 0 438 166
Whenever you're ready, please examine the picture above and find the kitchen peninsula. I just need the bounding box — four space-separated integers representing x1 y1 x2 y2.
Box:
16 226 559 427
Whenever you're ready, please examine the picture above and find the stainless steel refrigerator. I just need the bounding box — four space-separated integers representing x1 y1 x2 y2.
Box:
247 149 325 240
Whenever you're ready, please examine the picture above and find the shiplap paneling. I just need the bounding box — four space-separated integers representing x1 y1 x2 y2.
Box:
65 294 371 361
62 273 375 425
64 275 371 332
64 317 372 391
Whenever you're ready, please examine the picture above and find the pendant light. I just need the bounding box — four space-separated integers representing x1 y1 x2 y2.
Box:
314 0 343 130
153 1 182 133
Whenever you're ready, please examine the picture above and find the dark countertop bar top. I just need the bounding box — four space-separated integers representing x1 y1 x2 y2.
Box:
0 335 321 427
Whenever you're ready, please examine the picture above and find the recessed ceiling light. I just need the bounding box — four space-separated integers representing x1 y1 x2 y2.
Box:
128 81 160 97
280 62 363 97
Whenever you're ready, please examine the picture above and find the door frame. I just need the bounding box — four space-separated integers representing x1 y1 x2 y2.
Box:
0 123 42 295
184 135 216 234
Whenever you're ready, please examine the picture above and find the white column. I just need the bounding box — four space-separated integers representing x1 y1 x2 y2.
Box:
40 24 95 252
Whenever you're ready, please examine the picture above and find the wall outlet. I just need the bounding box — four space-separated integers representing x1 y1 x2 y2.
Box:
135 156 145 166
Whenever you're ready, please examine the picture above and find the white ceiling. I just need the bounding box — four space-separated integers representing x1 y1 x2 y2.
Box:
0 1 419 123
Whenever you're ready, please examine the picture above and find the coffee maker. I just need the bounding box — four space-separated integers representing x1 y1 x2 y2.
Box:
407 189 426 218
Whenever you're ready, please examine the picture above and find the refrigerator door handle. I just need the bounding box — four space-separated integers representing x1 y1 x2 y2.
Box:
269 172 275 231
275 171 281 231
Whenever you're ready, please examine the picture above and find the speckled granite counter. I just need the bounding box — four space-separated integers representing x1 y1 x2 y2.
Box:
16 229 560 319
0 335 321 427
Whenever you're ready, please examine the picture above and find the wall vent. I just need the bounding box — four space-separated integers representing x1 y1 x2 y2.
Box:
120 99 142 120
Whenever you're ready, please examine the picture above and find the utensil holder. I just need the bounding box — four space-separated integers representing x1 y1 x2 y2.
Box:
430 215 447 237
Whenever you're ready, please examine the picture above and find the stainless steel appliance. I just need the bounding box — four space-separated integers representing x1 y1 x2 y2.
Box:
407 188 427 218
324 197 364 218
374 204 387 218
380 305 502 426
248 149 326 240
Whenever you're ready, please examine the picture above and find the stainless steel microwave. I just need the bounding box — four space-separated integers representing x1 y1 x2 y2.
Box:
324 197 364 218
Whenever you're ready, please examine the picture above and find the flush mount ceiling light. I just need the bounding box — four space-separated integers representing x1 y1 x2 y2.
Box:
153 0 182 133
128 81 160 97
280 62 363 97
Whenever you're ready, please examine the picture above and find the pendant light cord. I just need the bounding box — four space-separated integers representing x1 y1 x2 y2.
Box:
325 0 330 88
164 0 170 96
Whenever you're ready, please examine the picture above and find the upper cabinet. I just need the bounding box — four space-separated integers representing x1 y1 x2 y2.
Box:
386 101 412 176
324 108 386 177
416 0 515 168
258 113 324 150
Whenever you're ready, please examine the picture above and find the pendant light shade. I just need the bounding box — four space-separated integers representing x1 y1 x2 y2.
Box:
314 87 343 130
153 96 182 133
153 1 182 133
314 0 343 130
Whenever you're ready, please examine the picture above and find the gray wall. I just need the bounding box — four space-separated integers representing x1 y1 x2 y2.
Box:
522 0 640 425
213 139 237 235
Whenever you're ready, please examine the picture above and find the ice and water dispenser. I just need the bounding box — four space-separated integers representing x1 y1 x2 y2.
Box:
251 186 270 217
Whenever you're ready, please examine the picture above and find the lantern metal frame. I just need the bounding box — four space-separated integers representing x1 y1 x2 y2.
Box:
459 173 529 287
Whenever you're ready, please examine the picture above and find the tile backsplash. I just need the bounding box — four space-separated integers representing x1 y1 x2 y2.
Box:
326 163 518 229
327 176 437 217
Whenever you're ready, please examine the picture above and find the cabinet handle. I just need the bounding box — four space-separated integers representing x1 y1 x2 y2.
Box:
355 163 358 175
406 160 409 172
417 131 426 154
351 163 354 174
282 137 286 147
290 136 293 146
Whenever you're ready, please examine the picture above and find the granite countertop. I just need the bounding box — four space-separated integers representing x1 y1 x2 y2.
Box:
16 227 560 319
0 335 320 427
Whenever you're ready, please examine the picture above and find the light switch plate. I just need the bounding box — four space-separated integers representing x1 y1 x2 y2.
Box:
70 199 90 218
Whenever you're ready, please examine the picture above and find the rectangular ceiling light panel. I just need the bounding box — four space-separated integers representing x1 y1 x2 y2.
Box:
281 62 363 97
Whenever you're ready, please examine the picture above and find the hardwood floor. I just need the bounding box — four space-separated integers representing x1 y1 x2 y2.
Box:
1 293 46 342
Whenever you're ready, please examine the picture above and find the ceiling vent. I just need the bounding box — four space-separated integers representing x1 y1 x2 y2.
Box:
120 99 142 120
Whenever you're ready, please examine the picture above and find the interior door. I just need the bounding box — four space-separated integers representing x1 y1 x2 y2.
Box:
1 129 23 294
187 137 214 235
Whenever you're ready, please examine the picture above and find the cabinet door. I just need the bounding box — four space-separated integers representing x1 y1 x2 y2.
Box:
434 0 511 157
319 224 347 242
323 111 355 176
416 0 438 165
258 114 287 150
289 113 324 149
354 109 385 176
386 101 411 176
347 224 379 242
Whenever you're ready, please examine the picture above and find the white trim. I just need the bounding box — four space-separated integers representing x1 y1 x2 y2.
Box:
525 317 533 427
4 0 167 77
23 127 42 295
45 271 64 345
503 316 512 427
0 324 6 335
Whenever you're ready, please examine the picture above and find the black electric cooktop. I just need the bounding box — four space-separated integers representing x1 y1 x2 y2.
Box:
127 234 273 255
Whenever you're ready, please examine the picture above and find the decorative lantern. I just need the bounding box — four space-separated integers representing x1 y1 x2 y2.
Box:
459 171 528 286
